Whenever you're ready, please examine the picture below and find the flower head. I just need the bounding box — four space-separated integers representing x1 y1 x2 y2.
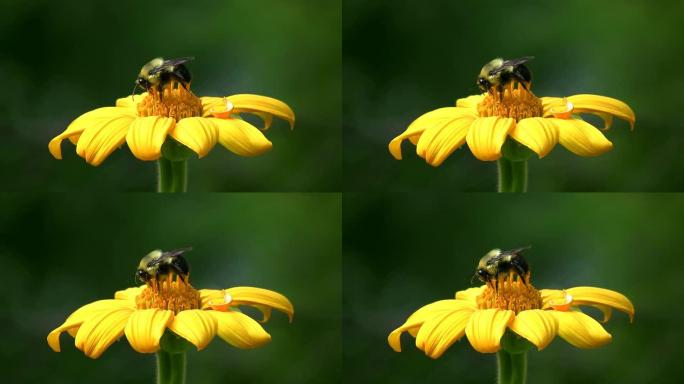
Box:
48 275 294 359
389 83 635 166
388 273 633 358
50 83 295 166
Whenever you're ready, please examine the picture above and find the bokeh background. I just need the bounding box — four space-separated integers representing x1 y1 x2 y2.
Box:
0 0 340 192
344 0 684 191
344 193 683 383
0 193 341 383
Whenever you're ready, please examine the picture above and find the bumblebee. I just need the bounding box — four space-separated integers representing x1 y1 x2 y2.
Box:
133 57 194 98
475 247 530 287
477 56 534 96
135 247 192 285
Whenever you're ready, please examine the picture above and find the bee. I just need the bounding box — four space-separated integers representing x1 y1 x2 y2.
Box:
135 247 192 285
474 246 530 287
476 56 534 97
133 57 194 99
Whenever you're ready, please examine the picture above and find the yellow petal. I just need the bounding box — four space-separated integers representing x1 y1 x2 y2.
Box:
114 286 145 302
48 300 133 352
225 287 294 323
226 94 295 129
509 309 558 350
465 309 514 353
416 112 476 166
200 97 227 118
388 300 475 352
74 305 134 359
541 97 565 117
126 116 175 161
466 117 515 161
170 117 219 158
554 310 612 348
116 93 148 111
566 286 635 322
211 118 273 156
389 107 476 160
567 94 635 130
510 117 559 158
540 289 571 310
124 309 174 353
210 310 272 349
556 118 613 156
51 107 136 166
168 309 217 350
456 94 486 110
50 107 133 161
199 289 224 309
454 286 485 305
415 306 475 358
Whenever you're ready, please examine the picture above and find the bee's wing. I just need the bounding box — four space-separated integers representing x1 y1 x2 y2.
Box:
489 56 535 74
148 57 195 75
162 247 193 258
508 245 532 254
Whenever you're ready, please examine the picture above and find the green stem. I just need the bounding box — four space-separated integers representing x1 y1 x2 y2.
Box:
497 158 527 193
157 158 187 193
156 351 186 384
497 158 512 193
497 350 527 384
509 352 527 384
156 350 170 383
497 350 512 384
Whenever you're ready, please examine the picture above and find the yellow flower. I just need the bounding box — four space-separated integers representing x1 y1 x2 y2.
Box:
389 89 635 166
49 88 295 166
388 281 633 358
47 280 294 359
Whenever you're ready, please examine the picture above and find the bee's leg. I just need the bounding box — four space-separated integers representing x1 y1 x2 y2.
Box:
497 84 504 102
511 261 528 286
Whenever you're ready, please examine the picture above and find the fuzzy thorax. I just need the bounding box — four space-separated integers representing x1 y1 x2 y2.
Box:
137 86 202 120
135 277 201 313
477 275 542 313
477 86 543 121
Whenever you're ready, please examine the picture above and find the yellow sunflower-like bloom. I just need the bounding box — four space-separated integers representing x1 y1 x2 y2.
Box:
49 88 295 166
388 282 633 358
47 281 294 359
389 89 635 166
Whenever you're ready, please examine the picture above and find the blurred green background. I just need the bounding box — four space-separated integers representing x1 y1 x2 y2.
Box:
344 193 683 383
0 193 341 383
0 0 340 192
344 0 684 191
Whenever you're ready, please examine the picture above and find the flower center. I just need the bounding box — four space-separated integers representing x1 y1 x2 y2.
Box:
137 86 202 120
135 277 201 313
476 275 542 313
477 87 543 121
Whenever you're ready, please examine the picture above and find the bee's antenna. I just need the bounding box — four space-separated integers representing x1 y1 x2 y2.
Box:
470 274 478 285
131 81 139 101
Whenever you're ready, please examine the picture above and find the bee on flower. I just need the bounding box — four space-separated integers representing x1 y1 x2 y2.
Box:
388 247 634 383
389 57 635 192
49 57 295 192
48 249 294 360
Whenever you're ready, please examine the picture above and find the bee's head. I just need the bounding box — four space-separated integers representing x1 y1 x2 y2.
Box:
476 267 490 283
135 269 151 284
136 76 151 91
477 77 490 93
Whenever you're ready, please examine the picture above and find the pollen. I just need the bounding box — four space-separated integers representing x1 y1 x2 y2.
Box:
137 85 202 120
135 276 201 313
476 274 542 313
477 85 543 121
